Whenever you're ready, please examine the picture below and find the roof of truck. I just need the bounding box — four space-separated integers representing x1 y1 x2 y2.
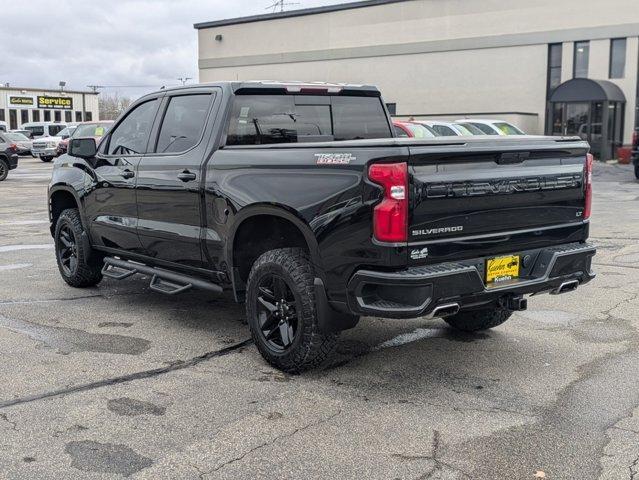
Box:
155 81 381 95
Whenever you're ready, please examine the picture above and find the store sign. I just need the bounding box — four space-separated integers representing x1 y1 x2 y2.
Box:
7 95 36 109
37 96 73 110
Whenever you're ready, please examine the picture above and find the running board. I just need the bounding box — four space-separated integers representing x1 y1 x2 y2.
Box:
101 257 223 295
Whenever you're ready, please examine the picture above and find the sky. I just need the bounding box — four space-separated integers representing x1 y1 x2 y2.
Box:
0 0 345 99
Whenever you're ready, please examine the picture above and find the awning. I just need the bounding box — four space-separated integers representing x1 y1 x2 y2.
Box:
549 78 626 103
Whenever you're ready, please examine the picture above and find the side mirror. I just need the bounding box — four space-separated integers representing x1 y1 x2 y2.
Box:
69 137 97 159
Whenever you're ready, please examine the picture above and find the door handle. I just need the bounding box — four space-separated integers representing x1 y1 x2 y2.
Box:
177 171 197 182
121 169 135 179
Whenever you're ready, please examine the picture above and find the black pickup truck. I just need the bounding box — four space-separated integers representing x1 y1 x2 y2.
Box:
48 81 596 372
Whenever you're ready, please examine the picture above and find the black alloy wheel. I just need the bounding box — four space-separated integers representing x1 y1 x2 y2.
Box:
0 159 7 181
256 274 299 351
57 223 78 276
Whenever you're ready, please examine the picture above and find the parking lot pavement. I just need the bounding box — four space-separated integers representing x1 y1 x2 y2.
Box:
1 156 639 479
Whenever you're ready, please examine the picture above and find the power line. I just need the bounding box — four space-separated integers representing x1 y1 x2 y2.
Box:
265 0 299 13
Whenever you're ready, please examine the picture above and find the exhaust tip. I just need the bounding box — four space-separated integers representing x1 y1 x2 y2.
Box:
551 280 579 295
431 303 460 318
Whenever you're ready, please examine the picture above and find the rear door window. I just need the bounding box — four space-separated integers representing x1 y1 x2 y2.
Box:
226 94 391 145
155 94 213 153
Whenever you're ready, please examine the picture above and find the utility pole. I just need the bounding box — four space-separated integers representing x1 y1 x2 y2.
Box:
265 0 299 13
177 77 192 86
87 85 104 94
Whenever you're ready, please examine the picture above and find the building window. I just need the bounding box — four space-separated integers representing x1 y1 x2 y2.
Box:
0 109 5 122
65 111 72 122
547 43 563 98
54 111 61 122
609 38 626 79
20 110 29 125
44 110 51 121
573 41 590 78
84 111 93 121
75 111 82 122
32 110 40 122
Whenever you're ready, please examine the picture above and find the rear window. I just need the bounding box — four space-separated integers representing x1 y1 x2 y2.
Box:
25 126 45 136
406 123 435 138
226 94 392 145
469 123 499 135
432 125 458 137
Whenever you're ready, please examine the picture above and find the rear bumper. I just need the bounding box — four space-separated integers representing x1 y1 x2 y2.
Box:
7 154 18 169
346 242 596 318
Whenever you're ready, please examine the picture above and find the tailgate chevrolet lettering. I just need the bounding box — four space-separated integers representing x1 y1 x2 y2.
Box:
424 174 582 199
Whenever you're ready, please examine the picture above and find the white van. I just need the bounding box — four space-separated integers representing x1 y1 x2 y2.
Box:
21 122 67 139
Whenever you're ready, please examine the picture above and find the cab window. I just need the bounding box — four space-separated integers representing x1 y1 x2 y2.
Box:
107 99 159 155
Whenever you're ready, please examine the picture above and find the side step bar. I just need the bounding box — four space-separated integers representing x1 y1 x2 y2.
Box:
101 257 223 295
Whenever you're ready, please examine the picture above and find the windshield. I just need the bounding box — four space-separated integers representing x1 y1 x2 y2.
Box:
5 133 28 142
456 123 485 135
495 122 525 135
406 123 435 138
73 123 109 138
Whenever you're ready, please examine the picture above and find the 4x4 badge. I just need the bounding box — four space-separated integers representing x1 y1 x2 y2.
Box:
315 153 355 165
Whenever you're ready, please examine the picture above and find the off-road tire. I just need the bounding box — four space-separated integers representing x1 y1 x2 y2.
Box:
41 156 53 163
0 158 8 181
634 163 639 180
444 307 512 332
54 208 103 288
246 248 338 373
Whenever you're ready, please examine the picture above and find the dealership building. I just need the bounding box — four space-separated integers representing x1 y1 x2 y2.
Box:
195 0 639 160
0 86 99 130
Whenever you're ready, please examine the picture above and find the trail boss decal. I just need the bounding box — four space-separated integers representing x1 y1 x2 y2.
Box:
315 153 354 165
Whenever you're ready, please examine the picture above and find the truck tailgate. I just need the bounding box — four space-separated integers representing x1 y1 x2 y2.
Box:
407 138 590 265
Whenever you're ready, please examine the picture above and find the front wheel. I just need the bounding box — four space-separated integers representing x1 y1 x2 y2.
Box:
54 208 103 288
444 307 512 332
246 248 338 373
0 159 8 181
41 156 53 163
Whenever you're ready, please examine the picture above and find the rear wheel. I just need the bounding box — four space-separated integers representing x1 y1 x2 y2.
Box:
54 208 103 288
0 159 8 181
444 307 512 332
41 156 53 163
246 248 338 373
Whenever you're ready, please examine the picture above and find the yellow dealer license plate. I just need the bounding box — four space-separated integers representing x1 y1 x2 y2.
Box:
486 255 520 284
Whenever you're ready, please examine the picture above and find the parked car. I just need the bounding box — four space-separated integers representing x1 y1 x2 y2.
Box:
0 121 7 132
57 121 112 156
49 81 596 372
393 120 436 138
3 132 33 155
414 120 477 137
0 132 20 181
10 129 34 140
22 122 68 140
632 127 638 179
456 119 526 136
31 124 77 162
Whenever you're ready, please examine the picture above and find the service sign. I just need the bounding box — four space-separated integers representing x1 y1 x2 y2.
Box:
37 96 73 110
7 94 36 109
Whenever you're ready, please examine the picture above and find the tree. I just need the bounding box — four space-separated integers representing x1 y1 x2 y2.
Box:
98 93 132 120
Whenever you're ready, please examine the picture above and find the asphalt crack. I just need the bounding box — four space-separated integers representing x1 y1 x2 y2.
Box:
0 339 252 411
0 413 17 431
205 410 342 476
630 454 639 480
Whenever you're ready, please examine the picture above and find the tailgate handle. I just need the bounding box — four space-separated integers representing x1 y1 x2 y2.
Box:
497 152 530 164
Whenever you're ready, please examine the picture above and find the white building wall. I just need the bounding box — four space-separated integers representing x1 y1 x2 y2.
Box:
197 0 639 145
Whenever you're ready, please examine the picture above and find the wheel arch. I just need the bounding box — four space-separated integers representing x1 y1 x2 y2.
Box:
48 185 84 236
228 204 322 294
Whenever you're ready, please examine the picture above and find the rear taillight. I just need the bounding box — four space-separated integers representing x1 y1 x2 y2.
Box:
9 143 17 152
368 162 408 243
584 153 593 220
